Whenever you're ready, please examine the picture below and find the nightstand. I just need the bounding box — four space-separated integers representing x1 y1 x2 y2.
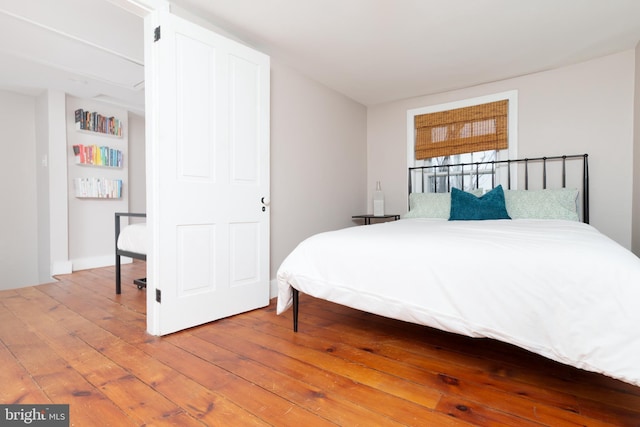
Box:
352 214 401 225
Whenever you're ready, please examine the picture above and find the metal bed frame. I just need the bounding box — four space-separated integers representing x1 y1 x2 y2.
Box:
291 153 589 332
115 212 147 294
408 153 589 223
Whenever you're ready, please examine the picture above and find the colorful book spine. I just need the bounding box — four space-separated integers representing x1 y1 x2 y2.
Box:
74 109 123 136
72 145 123 167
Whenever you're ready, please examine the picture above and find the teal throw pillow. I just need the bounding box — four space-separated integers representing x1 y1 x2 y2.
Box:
449 185 511 221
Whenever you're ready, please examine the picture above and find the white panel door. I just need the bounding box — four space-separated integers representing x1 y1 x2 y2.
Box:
144 10 270 335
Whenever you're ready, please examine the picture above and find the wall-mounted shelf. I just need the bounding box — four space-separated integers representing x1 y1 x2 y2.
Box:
70 107 126 201
73 178 123 199
76 128 122 139
75 108 123 137
72 144 123 168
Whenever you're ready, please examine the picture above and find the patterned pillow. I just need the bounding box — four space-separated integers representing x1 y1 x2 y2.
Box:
504 188 579 221
404 189 484 219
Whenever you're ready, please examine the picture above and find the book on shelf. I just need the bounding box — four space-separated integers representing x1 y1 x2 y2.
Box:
73 177 123 198
72 144 123 167
74 108 123 137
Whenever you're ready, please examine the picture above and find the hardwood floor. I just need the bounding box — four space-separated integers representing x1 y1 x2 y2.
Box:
1 261 639 426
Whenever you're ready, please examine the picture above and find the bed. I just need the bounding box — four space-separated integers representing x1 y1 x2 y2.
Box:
115 212 147 294
276 154 640 387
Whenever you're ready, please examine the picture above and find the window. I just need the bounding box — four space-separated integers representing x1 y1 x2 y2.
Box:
407 91 517 193
426 150 497 193
414 100 508 160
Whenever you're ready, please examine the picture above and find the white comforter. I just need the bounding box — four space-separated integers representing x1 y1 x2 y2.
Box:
117 223 147 255
277 218 640 386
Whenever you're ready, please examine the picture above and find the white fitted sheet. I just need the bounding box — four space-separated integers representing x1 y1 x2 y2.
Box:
277 218 640 386
117 223 147 255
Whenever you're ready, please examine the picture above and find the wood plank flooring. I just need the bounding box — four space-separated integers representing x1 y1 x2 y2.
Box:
1 261 639 426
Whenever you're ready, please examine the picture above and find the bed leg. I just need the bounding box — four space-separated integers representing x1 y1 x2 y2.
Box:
115 255 122 294
292 288 299 332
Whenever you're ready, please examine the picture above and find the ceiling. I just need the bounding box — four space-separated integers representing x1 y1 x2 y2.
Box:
2 0 640 112
0 0 146 113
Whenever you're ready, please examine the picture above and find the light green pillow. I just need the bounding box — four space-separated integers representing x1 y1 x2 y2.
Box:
504 188 579 221
404 189 484 219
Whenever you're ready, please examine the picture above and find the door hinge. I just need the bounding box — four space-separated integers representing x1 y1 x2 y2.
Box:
156 289 162 303
154 26 161 42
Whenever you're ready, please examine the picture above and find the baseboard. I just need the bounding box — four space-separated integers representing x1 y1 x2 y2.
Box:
72 255 131 271
270 278 278 299
51 260 73 275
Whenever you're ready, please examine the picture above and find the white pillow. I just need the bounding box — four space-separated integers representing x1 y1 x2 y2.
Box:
504 188 579 221
404 189 484 219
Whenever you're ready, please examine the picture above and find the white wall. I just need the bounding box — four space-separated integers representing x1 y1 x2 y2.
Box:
0 46 364 293
0 90 39 289
633 42 640 255
168 6 369 285
368 50 636 249
128 112 146 215
270 60 368 284
40 90 71 278
35 90 70 284
1 90 143 290
35 92 51 283
66 96 129 270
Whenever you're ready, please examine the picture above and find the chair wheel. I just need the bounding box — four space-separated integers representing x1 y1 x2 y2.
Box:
134 277 147 290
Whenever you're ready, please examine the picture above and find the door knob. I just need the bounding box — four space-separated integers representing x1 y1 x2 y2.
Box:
261 197 270 211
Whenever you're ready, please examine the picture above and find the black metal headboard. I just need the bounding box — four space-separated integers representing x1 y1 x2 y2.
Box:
408 154 589 223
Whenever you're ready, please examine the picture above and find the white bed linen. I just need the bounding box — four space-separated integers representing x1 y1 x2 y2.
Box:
277 218 640 386
117 223 147 255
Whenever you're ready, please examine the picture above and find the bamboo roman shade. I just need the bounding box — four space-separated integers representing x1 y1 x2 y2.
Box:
414 100 508 160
